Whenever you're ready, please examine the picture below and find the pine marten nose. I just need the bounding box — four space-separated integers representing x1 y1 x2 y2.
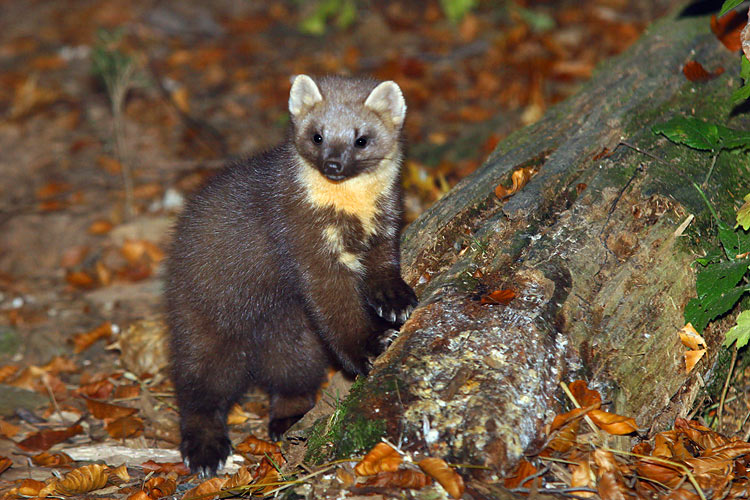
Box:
323 160 344 178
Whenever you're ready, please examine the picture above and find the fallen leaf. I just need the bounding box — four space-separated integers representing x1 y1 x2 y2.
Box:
235 435 279 455
480 288 515 305
110 464 130 481
86 398 138 420
0 365 19 382
227 404 251 425
364 469 433 490
53 463 109 495
182 477 226 500
418 457 465 499
495 166 537 199
224 466 253 489
71 322 113 354
588 409 639 435
355 442 402 476
682 61 724 82
570 459 596 497
143 476 176 497
106 415 144 438
66 270 96 289
0 456 11 475
88 220 114 234
31 451 73 467
711 11 745 51
685 349 706 373
75 378 115 400
97 155 122 175
503 459 538 488
678 323 706 350
13 478 47 496
17 424 84 452
140 460 190 475
0 419 21 438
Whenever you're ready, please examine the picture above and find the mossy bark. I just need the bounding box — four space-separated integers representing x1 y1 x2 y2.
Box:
301 8 750 479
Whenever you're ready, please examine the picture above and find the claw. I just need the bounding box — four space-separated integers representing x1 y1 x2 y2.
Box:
388 310 397 323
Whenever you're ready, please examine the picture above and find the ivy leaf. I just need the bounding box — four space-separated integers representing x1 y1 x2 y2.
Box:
719 0 745 16
724 310 750 348
737 194 750 231
652 117 721 151
685 285 750 332
695 259 749 297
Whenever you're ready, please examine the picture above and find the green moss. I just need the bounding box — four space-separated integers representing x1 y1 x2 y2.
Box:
304 377 386 465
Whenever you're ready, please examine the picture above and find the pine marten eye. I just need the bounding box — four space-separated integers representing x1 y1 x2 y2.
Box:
312 133 323 145
354 136 368 148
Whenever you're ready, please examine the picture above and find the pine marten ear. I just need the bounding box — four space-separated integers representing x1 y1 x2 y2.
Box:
364 81 406 129
289 75 323 119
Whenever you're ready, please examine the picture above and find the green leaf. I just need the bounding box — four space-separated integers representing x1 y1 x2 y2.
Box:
696 248 724 266
719 0 745 16
439 0 477 23
715 124 750 150
734 84 750 104
685 285 750 332
695 259 750 297
724 310 750 348
718 223 750 257
737 194 750 231
652 117 721 151
742 56 750 83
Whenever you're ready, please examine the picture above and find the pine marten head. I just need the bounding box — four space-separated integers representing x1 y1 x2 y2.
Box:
289 75 406 182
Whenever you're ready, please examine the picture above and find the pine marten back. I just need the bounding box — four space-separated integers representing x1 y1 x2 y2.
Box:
165 75 417 476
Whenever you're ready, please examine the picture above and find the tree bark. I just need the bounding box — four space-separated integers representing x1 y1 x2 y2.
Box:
293 5 750 481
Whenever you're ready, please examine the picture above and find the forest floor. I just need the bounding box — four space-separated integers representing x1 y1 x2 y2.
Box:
4 0 743 499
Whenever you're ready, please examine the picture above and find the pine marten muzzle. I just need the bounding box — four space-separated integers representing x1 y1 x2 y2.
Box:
165 74 417 476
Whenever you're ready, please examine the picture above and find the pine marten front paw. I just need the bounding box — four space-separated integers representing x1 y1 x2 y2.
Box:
180 428 232 477
368 278 418 325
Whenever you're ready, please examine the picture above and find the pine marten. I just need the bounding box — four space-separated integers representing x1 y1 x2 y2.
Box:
165 75 418 476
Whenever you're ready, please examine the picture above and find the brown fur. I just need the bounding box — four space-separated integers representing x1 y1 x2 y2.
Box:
165 75 417 476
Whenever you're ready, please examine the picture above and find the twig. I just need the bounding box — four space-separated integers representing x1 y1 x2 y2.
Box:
601 447 706 500
717 347 738 434
560 381 599 434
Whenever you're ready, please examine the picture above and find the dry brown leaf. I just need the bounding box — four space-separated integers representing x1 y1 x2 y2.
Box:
568 380 602 407
544 419 581 453
86 398 138 420
235 435 280 455
41 355 78 374
126 491 152 500
182 477 226 500
113 383 141 399
106 415 145 439
144 476 177 497
88 220 114 235
0 364 19 382
682 61 724 82
355 442 402 476
13 478 47 496
224 466 253 489
0 419 21 438
588 409 638 435
71 322 113 354
227 404 250 425
32 451 73 467
17 424 84 452
53 463 109 495
0 456 11 475
711 11 745 51
685 349 706 374
97 155 123 174
570 459 596 497
66 270 96 289
503 459 538 489
251 465 281 495
593 450 628 500
140 460 191 475
480 288 515 305
76 378 115 400
494 166 537 199
364 469 433 490
678 323 706 350
110 464 130 481
418 457 465 499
